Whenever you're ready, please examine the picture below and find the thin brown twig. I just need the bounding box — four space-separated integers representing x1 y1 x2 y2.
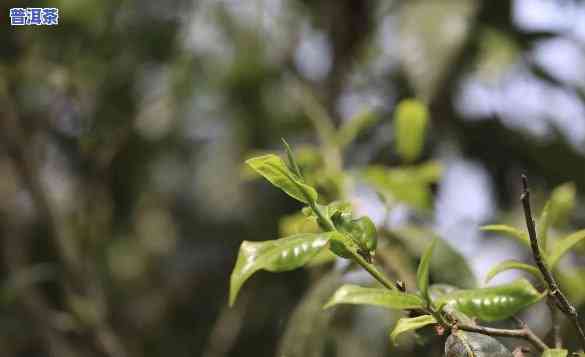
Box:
457 323 548 352
521 174 585 351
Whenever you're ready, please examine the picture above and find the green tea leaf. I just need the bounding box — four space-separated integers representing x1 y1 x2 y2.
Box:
281 138 303 178
277 271 342 357
246 154 318 204
484 260 543 284
547 229 585 268
538 201 552 252
480 225 530 248
445 330 513 357
542 349 568 357
549 182 576 227
393 228 477 288
323 284 425 310
336 110 380 147
229 232 336 306
394 99 429 162
389 315 437 345
362 163 442 210
417 238 437 302
435 279 544 321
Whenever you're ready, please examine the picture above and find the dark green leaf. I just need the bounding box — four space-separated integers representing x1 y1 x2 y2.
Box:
484 260 543 284
481 225 530 248
389 315 437 345
417 238 437 302
229 232 336 306
394 99 429 162
445 331 513 357
246 154 318 204
547 229 585 268
435 279 544 321
323 284 425 310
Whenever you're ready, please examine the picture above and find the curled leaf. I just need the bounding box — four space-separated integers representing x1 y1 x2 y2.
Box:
484 260 543 284
389 315 437 345
246 154 318 204
481 225 530 248
417 238 437 302
436 279 544 322
547 229 585 268
323 284 425 310
229 232 337 306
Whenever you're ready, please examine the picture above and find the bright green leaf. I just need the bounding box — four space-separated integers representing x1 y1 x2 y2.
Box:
435 279 544 321
389 315 437 345
323 284 425 310
541 349 568 357
246 154 318 204
547 229 585 268
481 225 530 248
542 349 568 357
229 232 336 306
484 259 543 284
394 99 429 162
417 238 437 302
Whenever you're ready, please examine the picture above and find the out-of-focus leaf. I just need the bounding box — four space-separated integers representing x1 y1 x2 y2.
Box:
323 285 425 310
362 162 442 210
538 201 552 252
481 225 530 248
1 263 55 305
279 212 320 237
399 0 479 102
549 182 576 227
337 110 380 148
484 260 542 284
435 279 544 322
392 228 477 288
547 229 585 268
558 269 585 306
277 271 342 357
541 349 568 357
539 182 575 251
445 330 513 357
389 315 437 345
394 99 429 162
229 232 337 306
246 154 318 204
417 238 437 302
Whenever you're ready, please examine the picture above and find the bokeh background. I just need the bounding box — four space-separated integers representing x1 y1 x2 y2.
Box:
1 0 585 356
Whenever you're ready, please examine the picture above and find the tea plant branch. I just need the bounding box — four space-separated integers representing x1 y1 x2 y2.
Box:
521 174 585 351
456 322 548 352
